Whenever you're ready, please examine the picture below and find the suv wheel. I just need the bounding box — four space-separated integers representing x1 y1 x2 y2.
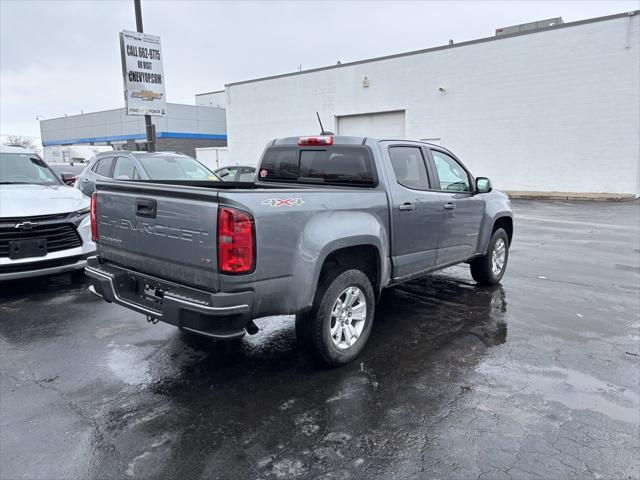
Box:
296 269 375 366
470 228 510 285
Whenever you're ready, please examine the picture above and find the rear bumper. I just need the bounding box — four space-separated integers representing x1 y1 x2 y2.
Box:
85 257 253 339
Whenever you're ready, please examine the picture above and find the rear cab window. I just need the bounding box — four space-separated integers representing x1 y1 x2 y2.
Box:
258 146 376 186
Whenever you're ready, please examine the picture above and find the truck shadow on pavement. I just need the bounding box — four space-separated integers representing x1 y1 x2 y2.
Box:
93 273 509 479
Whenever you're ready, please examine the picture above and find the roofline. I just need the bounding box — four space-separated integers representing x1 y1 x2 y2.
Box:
41 132 227 146
92 150 188 157
40 102 224 124
226 10 638 88
195 89 226 97
270 135 455 152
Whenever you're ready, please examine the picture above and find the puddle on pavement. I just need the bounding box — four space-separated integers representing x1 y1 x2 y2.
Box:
107 347 152 386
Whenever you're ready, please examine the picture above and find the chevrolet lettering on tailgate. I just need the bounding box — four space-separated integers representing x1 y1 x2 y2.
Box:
99 215 209 244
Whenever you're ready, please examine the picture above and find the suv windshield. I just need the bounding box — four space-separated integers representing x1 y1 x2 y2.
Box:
0 153 61 185
137 155 219 181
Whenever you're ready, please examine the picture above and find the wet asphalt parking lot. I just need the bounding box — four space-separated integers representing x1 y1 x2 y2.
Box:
1 199 639 480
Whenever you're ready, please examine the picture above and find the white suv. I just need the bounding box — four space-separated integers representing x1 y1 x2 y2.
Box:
0 145 96 280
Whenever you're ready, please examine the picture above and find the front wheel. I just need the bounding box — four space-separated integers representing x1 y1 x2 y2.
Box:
296 269 375 366
470 228 510 286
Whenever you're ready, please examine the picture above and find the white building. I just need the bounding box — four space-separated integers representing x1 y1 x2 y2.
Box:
199 11 640 197
40 103 227 158
196 90 227 109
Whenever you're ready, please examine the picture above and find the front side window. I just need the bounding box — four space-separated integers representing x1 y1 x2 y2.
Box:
431 150 471 192
388 146 430 190
95 157 114 177
137 155 219 181
0 153 61 185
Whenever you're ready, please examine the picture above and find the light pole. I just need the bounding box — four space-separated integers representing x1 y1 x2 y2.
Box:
133 0 156 152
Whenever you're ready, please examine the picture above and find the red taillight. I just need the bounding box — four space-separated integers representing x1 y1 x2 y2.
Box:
90 192 98 242
217 207 254 274
298 136 333 146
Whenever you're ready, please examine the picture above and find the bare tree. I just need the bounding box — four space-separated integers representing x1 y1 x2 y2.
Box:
3 135 37 150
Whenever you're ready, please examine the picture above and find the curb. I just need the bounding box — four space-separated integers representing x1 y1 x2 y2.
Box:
504 191 638 202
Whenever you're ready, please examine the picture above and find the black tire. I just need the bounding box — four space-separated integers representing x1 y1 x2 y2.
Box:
470 228 510 286
296 269 375 366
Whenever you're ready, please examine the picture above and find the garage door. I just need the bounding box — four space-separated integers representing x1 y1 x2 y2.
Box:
337 110 406 138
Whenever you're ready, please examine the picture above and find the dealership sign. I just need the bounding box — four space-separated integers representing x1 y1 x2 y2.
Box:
119 30 166 116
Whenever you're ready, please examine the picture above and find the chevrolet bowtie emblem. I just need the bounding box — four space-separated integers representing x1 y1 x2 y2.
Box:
131 90 163 101
15 221 38 230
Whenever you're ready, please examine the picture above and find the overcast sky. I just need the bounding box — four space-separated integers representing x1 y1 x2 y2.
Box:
1 0 638 138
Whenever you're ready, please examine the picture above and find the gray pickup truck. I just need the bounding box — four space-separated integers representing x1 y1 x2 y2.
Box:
86 136 513 365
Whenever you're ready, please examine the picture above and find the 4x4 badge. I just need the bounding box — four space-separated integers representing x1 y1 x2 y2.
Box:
261 198 305 208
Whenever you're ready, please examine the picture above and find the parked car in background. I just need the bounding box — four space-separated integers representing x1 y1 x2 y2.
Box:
214 165 256 182
76 151 220 197
0 145 95 280
48 162 87 185
86 135 513 365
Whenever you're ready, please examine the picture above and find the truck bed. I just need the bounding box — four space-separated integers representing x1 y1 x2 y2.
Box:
93 178 390 317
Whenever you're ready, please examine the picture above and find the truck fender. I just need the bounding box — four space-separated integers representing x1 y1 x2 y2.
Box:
476 209 514 255
290 211 390 311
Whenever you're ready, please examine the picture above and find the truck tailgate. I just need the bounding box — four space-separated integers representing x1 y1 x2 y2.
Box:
95 183 220 291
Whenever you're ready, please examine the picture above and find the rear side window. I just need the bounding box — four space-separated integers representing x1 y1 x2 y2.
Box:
260 146 375 186
389 146 430 190
95 157 114 177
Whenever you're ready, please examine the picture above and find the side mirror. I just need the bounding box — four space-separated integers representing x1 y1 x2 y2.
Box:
61 173 76 185
476 177 492 194
114 174 131 181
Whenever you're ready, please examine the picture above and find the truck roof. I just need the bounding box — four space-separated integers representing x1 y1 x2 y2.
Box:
272 136 366 146
271 135 450 151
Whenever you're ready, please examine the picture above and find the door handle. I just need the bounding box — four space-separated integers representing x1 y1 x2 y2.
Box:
399 202 416 211
443 202 456 210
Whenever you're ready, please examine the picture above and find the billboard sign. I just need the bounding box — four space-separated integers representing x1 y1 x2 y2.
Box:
119 30 166 116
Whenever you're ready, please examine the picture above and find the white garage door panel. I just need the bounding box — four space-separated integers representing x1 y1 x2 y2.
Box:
338 111 406 138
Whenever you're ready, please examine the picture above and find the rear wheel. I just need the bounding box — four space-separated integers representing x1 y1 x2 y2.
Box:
296 269 374 366
470 228 509 285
